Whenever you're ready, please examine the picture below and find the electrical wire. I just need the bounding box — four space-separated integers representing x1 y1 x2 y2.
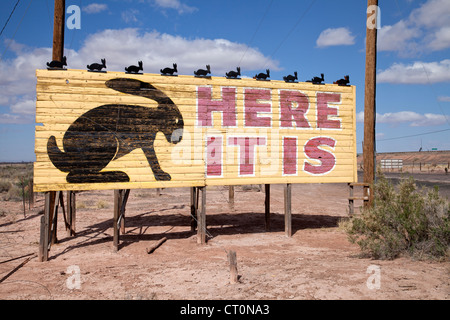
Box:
262 0 317 69
0 0 33 61
376 128 450 142
238 0 273 67
0 0 21 38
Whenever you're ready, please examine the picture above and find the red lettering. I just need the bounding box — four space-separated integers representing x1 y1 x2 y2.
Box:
303 137 336 175
197 86 237 127
244 88 271 127
317 92 341 129
280 90 310 129
283 137 297 175
228 136 266 176
206 136 223 177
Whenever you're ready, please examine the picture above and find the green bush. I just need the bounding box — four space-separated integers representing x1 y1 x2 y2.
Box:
343 172 449 260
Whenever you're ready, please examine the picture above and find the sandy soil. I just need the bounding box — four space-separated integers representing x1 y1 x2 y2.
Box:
0 179 449 300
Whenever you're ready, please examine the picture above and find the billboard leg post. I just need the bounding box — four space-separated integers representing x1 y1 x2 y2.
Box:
284 184 292 237
190 187 198 232
113 190 122 251
197 187 206 245
265 184 270 231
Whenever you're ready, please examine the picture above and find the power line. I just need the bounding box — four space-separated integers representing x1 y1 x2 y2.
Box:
262 0 317 69
0 0 21 38
377 128 450 142
238 0 273 67
0 0 33 61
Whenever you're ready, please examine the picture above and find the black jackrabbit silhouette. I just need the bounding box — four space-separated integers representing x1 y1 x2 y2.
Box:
226 67 241 79
87 58 106 72
47 56 67 69
161 63 178 75
307 73 324 84
283 71 298 83
334 75 350 86
194 65 211 77
47 78 184 183
125 61 143 73
254 69 270 80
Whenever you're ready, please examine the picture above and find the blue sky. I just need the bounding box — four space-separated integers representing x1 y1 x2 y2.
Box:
0 0 449 162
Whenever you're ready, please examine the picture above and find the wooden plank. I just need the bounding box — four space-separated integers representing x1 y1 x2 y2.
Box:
146 237 167 254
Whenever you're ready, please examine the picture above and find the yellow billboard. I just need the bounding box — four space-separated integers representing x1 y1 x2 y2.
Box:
34 69 357 192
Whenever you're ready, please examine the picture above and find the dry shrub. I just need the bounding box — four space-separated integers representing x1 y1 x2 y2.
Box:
343 172 449 260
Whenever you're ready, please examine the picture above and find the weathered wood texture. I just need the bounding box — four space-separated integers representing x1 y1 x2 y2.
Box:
35 69 357 192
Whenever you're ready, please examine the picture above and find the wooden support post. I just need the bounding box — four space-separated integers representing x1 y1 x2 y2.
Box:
363 0 378 207
39 192 53 262
264 184 270 231
190 187 198 232
120 189 130 234
284 184 292 237
197 187 206 245
348 183 354 216
227 250 238 284
228 185 234 209
50 191 58 245
66 191 76 236
113 189 122 251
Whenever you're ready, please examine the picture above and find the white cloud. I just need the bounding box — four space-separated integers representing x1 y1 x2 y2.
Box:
377 0 450 55
74 28 279 75
409 0 450 28
82 3 108 14
10 99 35 115
0 28 278 124
377 59 450 84
356 111 449 127
427 26 450 51
438 96 450 102
152 0 197 14
377 20 419 53
316 27 355 48
121 9 140 24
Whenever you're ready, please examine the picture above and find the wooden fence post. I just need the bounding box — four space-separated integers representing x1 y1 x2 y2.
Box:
227 250 238 284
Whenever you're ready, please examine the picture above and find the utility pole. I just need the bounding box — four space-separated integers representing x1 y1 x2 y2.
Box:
40 0 65 262
52 0 65 61
363 0 378 206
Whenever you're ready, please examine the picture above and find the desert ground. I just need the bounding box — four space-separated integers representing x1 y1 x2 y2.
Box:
0 171 449 301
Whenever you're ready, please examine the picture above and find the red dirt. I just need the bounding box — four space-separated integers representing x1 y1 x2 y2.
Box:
0 183 448 300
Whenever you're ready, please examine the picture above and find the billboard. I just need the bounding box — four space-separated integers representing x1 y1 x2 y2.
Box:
34 69 357 192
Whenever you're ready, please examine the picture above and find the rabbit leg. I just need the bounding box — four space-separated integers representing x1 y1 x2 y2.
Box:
142 147 171 181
